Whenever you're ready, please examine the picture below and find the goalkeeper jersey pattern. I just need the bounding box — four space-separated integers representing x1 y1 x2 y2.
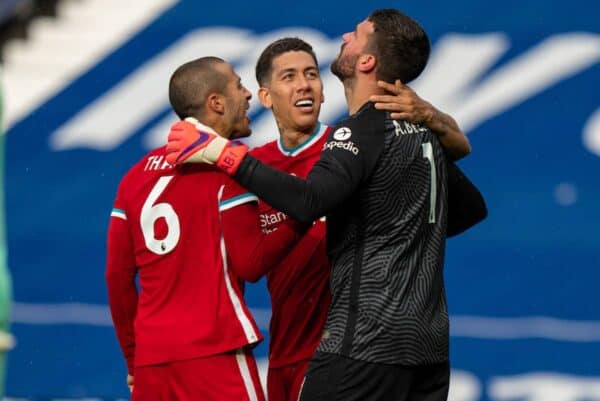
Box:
235 102 449 365
250 123 332 368
106 146 261 370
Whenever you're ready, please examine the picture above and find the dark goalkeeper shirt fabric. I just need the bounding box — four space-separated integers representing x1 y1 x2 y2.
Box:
234 102 481 366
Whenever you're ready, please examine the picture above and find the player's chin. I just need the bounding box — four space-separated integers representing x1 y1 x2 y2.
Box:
295 112 319 128
231 125 252 139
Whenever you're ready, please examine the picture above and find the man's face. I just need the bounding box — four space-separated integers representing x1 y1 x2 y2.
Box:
261 51 324 134
218 63 252 138
331 19 375 81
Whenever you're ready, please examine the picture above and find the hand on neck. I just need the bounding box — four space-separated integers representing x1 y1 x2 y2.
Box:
186 116 229 139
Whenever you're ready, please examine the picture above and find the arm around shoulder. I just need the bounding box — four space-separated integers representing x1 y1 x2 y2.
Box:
221 201 308 282
426 108 471 161
370 80 471 160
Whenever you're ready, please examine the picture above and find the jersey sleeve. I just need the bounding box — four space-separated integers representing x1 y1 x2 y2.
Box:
218 179 259 211
233 111 385 223
105 183 138 375
446 161 488 236
220 180 307 282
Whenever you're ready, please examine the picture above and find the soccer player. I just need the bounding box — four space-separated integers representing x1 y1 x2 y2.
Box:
106 57 308 401
165 9 487 401
250 38 331 401
250 37 473 401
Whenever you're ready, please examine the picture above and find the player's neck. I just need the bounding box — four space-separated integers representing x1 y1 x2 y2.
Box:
186 116 228 138
344 77 381 115
208 119 232 138
279 125 318 149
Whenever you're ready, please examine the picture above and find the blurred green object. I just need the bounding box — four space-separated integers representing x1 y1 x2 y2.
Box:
0 76 15 398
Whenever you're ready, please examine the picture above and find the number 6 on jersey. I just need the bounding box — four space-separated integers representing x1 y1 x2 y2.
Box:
140 176 180 254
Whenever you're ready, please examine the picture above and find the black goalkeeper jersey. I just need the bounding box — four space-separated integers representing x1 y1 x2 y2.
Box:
235 102 456 365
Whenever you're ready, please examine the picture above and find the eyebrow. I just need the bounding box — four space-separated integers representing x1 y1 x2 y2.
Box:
278 65 318 74
277 68 297 76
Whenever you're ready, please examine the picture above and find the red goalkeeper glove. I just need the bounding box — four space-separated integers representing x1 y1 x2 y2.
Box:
166 117 248 175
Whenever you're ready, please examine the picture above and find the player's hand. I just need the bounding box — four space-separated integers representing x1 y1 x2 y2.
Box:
372 80 471 160
370 80 434 124
166 119 226 165
127 374 134 392
166 118 249 175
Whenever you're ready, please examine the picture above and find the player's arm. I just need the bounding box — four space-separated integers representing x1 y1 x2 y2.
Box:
369 83 487 234
219 187 308 282
370 80 471 160
166 118 384 222
235 120 384 223
105 202 138 377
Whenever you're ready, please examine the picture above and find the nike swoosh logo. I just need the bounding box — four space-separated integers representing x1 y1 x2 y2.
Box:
177 131 210 162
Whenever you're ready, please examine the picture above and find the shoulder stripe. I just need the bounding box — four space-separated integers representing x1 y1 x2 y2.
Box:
219 193 259 212
110 208 127 220
277 122 330 157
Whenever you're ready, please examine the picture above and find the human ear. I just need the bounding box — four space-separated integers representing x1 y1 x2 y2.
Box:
258 87 273 109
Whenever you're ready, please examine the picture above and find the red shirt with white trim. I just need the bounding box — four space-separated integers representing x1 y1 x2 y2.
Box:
106 146 301 373
250 123 332 368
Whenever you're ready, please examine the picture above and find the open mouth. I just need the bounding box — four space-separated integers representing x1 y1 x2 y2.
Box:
295 99 314 111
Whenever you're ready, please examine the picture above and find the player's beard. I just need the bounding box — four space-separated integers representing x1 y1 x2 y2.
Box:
229 115 251 139
330 50 359 82
229 103 252 139
230 123 251 139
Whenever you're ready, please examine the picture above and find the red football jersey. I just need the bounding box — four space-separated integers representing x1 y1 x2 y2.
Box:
106 146 302 373
250 123 332 368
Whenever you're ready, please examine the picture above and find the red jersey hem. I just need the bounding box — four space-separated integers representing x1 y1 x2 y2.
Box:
135 337 263 367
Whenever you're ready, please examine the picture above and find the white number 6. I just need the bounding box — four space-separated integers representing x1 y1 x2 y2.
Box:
140 176 180 255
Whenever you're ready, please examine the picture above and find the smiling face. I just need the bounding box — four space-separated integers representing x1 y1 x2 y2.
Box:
216 62 252 138
258 50 324 135
330 19 375 82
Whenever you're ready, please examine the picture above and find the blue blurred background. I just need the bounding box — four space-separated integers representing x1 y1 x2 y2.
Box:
1 0 599 399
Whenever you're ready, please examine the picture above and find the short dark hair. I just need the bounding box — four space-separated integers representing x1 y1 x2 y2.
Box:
169 56 228 120
255 37 319 86
367 9 430 84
